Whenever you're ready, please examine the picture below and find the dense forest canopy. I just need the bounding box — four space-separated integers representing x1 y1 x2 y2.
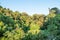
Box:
0 6 60 40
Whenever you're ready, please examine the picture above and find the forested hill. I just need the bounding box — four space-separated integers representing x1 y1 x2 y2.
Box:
0 6 60 40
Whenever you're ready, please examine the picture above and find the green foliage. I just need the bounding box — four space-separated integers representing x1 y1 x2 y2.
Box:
40 14 60 40
3 28 25 40
0 6 60 40
22 33 40 40
30 22 40 30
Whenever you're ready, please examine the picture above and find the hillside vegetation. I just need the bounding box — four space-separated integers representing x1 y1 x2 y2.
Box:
0 6 60 40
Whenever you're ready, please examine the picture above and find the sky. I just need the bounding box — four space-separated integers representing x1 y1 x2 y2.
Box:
0 0 60 15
